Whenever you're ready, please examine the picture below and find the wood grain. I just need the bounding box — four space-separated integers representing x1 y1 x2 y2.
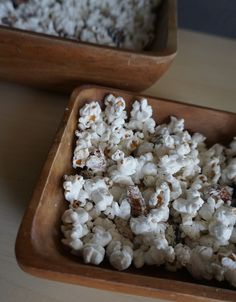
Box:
0 0 176 93
15 85 236 302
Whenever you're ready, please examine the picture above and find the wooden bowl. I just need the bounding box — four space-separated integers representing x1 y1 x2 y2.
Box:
0 0 177 93
15 85 236 302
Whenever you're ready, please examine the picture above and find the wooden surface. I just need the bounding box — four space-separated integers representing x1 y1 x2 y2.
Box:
0 0 176 92
16 85 236 302
0 29 236 302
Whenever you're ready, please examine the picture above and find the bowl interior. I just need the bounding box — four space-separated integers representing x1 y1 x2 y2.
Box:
16 86 236 301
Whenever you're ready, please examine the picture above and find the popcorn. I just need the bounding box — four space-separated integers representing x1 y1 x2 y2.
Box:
208 205 236 245
107 241 133 271
85 147 107 172
127 99 156 134
91 187 113 211
148 182 170 208
221 255 236 287
175 243 191 266
83 243 105 265
73 146 90 168
172 188 204 217
198 197 215 221
104 95 126 125
168 116 185 134
85 226 112 247
186 246 214 280
130 210 168 235
181 220 208 240
62 223 89 240
73 208 90 224
144 245 175 266
0 1 163 51
60 95 236 288
61 209 79 224
221 158 236 185
63 175 84 203
105 199 131 220
62 238 83 251
158 154 184 175
78 101 102 130
109 155 137 185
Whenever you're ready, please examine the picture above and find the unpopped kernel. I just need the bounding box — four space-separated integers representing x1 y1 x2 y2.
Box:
61 94 236 288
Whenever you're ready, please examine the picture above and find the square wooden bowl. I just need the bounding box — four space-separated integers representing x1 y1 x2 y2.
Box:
15 85 236 302
0 0 176 92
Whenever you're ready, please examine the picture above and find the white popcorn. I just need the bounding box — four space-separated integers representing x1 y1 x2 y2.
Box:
127 99 156 134
222 158 236 185
130 210 168 235
191 132 206 150
104 95 126 124
62 223 89 240
62 238 83 251
83 177 108 194
83 243 105 265
175 243 191 266
73 147 90 168
106 199 131 220
91 187 113 211
85 147 107 172
109 155 137 185
186 246 214 280
222 256 236 287
165 174 182 201
85 226 112 247
214 205 236 226
73 208 90 224
107 241 133 271
148 182 170 208
181 220 208 240
158 154 184 175
172 188 204 217
208 205 236 245
62 209 80 224
111 149 125 162
63 175 84 203
198 197 215 221
144 243 175 266
209 221 233 245
61 95 236 288
168 116 185 134
121 131 144 154
78 102 102 130
132 152 154 183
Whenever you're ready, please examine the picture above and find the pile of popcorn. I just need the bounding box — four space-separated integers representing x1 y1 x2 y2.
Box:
0 0 161 50
61 94 236 287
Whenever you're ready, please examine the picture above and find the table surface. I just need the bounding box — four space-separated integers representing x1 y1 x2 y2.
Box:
0 29 236 302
